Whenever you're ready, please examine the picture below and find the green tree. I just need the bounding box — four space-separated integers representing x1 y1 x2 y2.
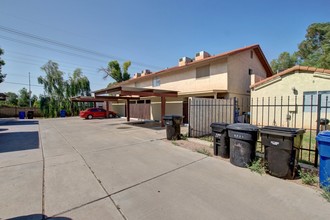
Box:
0 48 6 83
17 87 30 107
66 68 91 115
66 68 91 97
297 22 330 68
270 52 298 73
100 60 131 82
5 92 18 106
38 61 66 117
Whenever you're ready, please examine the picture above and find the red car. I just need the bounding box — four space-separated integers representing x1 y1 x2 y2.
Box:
79 108 117 119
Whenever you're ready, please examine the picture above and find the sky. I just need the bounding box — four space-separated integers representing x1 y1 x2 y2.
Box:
0 0 329 97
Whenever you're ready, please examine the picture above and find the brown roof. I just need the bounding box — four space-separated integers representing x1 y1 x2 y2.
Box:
109 44 273 88
250 65 330 89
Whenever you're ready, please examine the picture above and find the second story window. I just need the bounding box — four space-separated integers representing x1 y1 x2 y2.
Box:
196 65 210 78
152 77 160 87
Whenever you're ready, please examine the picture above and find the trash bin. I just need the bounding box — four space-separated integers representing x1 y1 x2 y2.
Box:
60 110 66 118
227 123 259 167
260 126 305 179
163 115 182 140
18 111 25 119
210 123 229 157
320 118 329 131
316 131 330 188
27 111 34 119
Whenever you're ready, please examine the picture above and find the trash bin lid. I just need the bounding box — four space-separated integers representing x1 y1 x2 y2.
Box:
316 131 330 143
226 123 259 132
163 115 182 120
260 126 305 137
320 118 330 125
210 122 228 128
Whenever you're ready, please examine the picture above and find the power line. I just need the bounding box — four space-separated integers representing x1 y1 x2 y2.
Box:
2 81 43 87
0 34 108 63
5 49 101 71
0 25 163 70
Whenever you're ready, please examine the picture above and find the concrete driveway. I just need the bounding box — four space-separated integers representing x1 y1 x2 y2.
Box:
0 117 330 220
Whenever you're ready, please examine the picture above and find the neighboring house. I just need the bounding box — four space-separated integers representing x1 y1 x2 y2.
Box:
0 93 7 101
250 65 330 128
110 44 273 122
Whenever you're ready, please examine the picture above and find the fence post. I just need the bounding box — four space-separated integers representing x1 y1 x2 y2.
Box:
234 97 238 123
188 97 191 137
315 94 322 167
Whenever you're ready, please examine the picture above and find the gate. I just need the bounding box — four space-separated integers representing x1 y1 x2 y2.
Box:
129 102 151 120
188 97 237 137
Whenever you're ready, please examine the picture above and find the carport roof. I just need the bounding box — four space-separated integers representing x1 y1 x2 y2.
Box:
93 86 178 98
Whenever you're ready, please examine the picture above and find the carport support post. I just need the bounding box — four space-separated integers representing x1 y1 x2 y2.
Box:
105 101 109 118
161 96 166 127
126 99 130 122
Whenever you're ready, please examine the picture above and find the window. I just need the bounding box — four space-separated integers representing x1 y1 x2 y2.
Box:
250 50 253 59
303 91 330 112
196 65 210 78
152 77 160 87
248 69 253 75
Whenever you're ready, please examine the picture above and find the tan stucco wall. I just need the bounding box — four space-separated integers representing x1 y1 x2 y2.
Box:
227 50 268 97
126 59 228 95
251 71 330 128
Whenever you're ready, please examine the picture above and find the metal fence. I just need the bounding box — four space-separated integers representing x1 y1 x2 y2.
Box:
188 94 330 166
251 93 329 166
188 97 236 137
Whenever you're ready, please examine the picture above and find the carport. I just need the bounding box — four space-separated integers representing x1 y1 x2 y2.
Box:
71 86 178 126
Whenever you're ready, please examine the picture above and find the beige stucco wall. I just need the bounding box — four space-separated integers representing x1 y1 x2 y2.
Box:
125 59 228 95
251 71 330 128
227 50 268 97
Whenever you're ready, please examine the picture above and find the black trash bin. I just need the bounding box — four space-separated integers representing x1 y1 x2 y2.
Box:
163 115 182 140
27 111 34 119
260 126 305 179
210 123 229 157
227 123 259 167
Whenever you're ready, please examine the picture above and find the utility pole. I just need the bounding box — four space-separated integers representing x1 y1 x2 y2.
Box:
29 72 31 107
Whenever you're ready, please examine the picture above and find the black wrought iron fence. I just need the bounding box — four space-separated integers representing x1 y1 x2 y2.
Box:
188 94 329 166
251 93 329 166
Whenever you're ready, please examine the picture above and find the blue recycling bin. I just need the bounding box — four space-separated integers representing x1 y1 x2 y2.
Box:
316 131 330 188
60 110 66 117
18 111 25 119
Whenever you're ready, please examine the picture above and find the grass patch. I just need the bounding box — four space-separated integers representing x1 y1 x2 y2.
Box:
248 158 265 175
196 148 212 156
321 178 330 202
171 141 179 146
180 133 188 140
199 135 213 142
299 169 318 185
321 187 330 202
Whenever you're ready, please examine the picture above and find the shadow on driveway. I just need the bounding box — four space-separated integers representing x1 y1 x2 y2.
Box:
0 120 39 126
0 120 40 153
0 131 39 153
7 214 72 220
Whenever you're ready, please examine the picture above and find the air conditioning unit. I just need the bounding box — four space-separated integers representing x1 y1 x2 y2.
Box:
133 73 141 78
195 51 211 61
141 69 151 76
178 57 193 66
